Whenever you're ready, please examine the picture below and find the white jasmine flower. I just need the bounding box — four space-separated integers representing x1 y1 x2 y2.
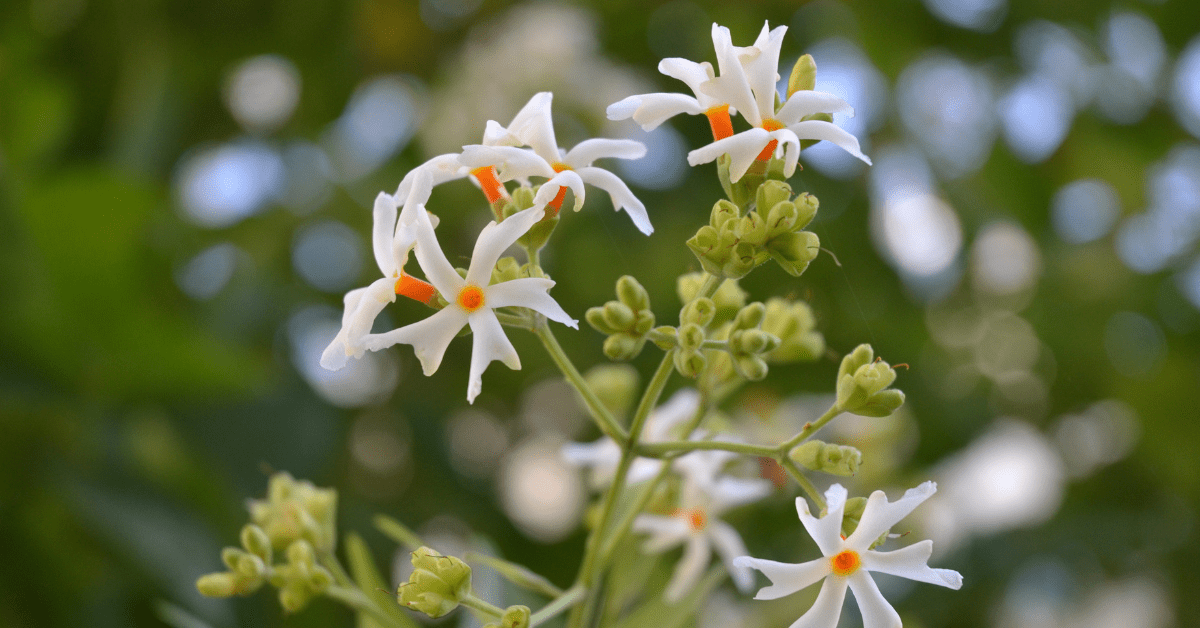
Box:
688 22 871 182
734 482 963 628
562 388 700 489
363 203 578 403
321 174 439 371
634 470 773 603
459 92 654 235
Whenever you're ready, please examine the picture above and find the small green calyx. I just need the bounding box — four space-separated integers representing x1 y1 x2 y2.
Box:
789 440 863 477
248 472 337 553
835 344 906 416
788 54 817 98
501 605 531 628
587 276 655 361
398 547 473 619
762 298 825 363
509 185 558 252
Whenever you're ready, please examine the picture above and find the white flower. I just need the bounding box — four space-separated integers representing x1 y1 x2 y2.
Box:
687 22 871 182
459 92 654 235
362 202 578 403
734 482 963 628
320 173 438 371
562 388 700 489
634 469 773 603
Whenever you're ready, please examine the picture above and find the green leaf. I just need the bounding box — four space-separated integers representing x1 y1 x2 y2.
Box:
345 533 417 628
154 601 220 628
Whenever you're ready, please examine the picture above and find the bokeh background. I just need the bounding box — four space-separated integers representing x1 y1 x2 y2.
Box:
2 0 1199 626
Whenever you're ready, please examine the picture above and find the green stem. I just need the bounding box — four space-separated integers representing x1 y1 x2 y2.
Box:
320 552 355 588
779 403 842 452
595 460 673 570
530 585 586 627
637 439 778 458
460 593 505 619
535 325 628 444
781 457 826 512
326 586 406 628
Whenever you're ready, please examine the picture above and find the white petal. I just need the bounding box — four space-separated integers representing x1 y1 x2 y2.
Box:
665 534 712 603
560 438 619 467
688 128 772 182
796 485 847 557
703 24 760 126
362 305 467 375
575 167 653 234
788 575 848 628
393 154 462 203
771 129 801 178
708 520 754 592
535 170 586 211
481 119 520 146
634 515 690 553
743 23 787 121
658 58 715 99
776 91 855 125
847 571 901 628
732 555 831 600
411 216 465 298
846 481 936 551
644 389 701 441
505 92 559 163
465 310 520 404
625 458 666 485
465 206 544 287
788 119 872 165
372 192 398 276
863 540 962 589
608 93 705 131
459 145 556 181
397 168 436 228
710 477 773 513
484 277 578 328
321 285 370 370
565 139 646 167
390 222 420 278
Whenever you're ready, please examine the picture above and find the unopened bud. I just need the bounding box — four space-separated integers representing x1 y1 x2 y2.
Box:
733 302 766 331
756 180 793 215
492 257 524 284
789 440 862 477
734 355 769 381
241 524 272 563
710 199 740 229
681 298 716 327
766 231 820 277
787 54 817 97
616 275 650 311
835 345 905 416
398 547 473 619
501 605 531 628
196 572 240 598
677 323 706 353
602 301 636 330
674 350 707 378
736 213 768 246
603 334 643 361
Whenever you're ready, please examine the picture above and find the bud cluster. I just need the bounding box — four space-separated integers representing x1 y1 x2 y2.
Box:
789 439 862 477
398 547 473 618
835 344 906 417
586 276 656 360
247 471 338 552
686 181 820 279
197 523 334 612
761 298 824 363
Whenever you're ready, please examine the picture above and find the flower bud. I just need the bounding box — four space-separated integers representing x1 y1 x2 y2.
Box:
492 257 524 284
733 355 769 381
681 298 716 327
677 323 706 353
835 345 905 416
756 180 793 216
249 472 338 552
222 547 246 571
501 605 531 628
602 334 643 361
733 302 765 331
584 364 639 419
765 201 799 238
762 298 824 363
236 553 266 579
789 440 862 477
616 275 651 311
633 311 655 334
241 524 272 564
710 199 740 229
735 213 768 247
766 231 819 277
794 193 818 229
585 307 615 334
197 572 250 598
398 547 473 619
651 326 677 350
787 54 817 97
725 242 758 278
732 329 779 355
278 581 311 613
674 349 707 378
602 301 636 330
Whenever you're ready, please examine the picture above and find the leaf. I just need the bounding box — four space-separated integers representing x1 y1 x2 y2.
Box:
154 601 221 628
373 515 424 551
345 532 417 628
611 566 725 628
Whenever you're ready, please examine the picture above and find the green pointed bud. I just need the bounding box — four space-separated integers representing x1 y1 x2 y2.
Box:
674 349 707 378
787 54 817 97
602 301 636 330
799 113 834 150
511 186 535 209
677 323 706 353
840 496 869 538
732 329 779 355
838 344 875 380
196 572 241 598
279 581 311 613
762 298 825 363
501 605 531 628
766 231 820 276
734 355 769 381
681 298 716 327
733 302 766 331
634 310 655 334
241 524 272 563
250 472 338 552
651 326 677 350
687 229 727 276
287 539 316 570
795 193 818 229
222 547 246 571
236 553 266 579
789 440 862 476
856 389 906 417
710 199 740 229
584 364 640 419
492 257 524 284
398 547 472 619
765 201 799 238
835 345 904 415
586 306 615 334
724 242 758 278
518 210 559 252
616 275 651 311
603 334 643 361
735 213 769 246
309 565 333 592
756 180 793 215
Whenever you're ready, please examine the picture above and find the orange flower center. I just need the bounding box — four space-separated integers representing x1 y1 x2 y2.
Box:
830 550 861 577
471 166 507 204
551 162 572 173
761 118 785 132
705 105 734 141
672 507 707 531
456 285 485 312
395 273 437 305
754 119 785 162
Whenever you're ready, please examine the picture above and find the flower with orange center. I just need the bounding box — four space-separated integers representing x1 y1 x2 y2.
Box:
735 483 962 628
361 203 577 404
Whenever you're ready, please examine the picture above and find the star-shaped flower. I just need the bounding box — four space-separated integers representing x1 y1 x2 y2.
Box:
634 466 773 603
687 22 871 182
734 482 962 628
459 92 654 235
561 388 701 489
362 201 578 403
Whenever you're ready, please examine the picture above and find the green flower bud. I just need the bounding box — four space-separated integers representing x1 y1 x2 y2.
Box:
733 355 769 381
766 231 820 277
241 524 272 564
602 301 636 330
511 186 535 209
287 539 315 569
585 306 614 334
789 440 862 476
674 349 707 379
681 298 716 327
517 209 559 252
732 329 780 355
725 242 758 278
756 180 793 215
735 213 769 247
765 201 799 238
838 344 876 379
222 547 246 571
501 605 531 628
677 323 706 353
787 54 817 97
794 193 819 229
491 257 524 284
835 345 905 416
633 310 655 334
196 571 262 598
651 326 677 350
603 334 643 361
710 199 740 229
278 581 311 613
733 302 765 331
840 496 869 538
236 553 266 579
584 364 640 419
398 547 473 619
249 472 337 552
855 389 906 418
762 298 825 363
616 275 651 311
